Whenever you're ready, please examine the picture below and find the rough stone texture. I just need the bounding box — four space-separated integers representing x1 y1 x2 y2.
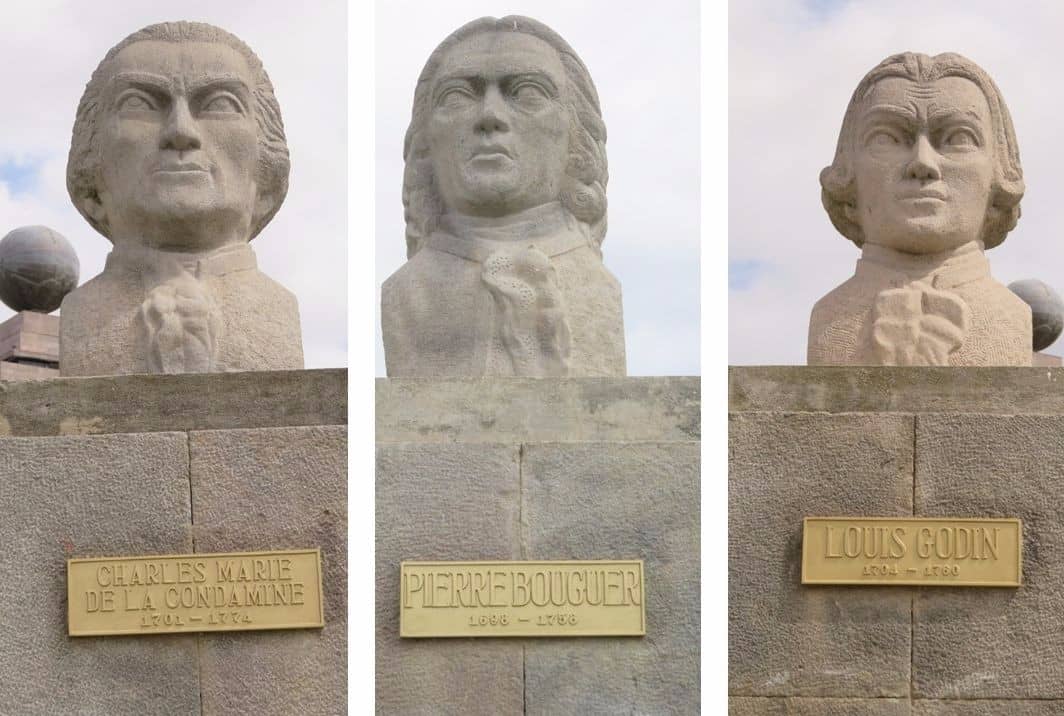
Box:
383 17 625 378
729 697 910 715
190 426 347 715
62 21 302 376
0 369 345 437
729 366 1064 415
0 432 198 714
376 442 523 715
811 53 1029 367
914 414 1064 699
913 700 1064 716
522 441 700 715
729 412 914 696
377 376 699 443
0 225 79 313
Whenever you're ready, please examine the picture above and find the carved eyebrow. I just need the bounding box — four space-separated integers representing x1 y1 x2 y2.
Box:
927 107 985 124
861 104 918 123
187 74 251 96
111 71 170 92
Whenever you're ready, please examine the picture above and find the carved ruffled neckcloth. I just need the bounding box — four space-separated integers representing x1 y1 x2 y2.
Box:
105 243 256 373
856 242 988 365
428 203 585 376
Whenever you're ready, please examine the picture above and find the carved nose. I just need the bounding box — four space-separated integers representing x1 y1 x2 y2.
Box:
160 98 202 152
905 134 941 181
474 88 510 134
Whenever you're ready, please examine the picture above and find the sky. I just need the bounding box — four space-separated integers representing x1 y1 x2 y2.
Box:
0 0 346 369
374 0 700 376
730 0 1064 364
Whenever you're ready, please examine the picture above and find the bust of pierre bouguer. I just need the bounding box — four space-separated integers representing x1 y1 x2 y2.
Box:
61 21 303 376
381 16 626 378
808 52 1030 366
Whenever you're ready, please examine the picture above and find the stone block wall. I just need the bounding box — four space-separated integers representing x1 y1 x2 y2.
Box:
0 369 347 715
376 377 701 715
729 366 1064 714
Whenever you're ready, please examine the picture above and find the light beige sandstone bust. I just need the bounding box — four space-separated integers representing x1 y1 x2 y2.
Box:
381 16 625 377
808 52 1030 366
60 21 303 376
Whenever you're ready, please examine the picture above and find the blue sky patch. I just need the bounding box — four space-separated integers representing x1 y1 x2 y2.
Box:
0 157 44 196
730 260 770 291
804 0 848 21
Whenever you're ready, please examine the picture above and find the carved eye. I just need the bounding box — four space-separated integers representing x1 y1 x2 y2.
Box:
119 93 156 111
867 129 901 147
943 128 978 148
438 87 474 109
202 93 242 114
511 82 549 107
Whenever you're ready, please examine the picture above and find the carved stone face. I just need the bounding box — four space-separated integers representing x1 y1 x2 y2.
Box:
90 40 259 252
851 76 996 254
426 31 570 218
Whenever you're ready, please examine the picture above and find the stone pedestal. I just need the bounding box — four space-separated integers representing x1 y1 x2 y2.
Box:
376 377 701 714
729 366 1064 713
0 310 59 380
0 369 347 715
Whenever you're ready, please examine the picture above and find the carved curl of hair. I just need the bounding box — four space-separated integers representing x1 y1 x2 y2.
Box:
67 21 290 241
402 16 608 258
820 52 1024 250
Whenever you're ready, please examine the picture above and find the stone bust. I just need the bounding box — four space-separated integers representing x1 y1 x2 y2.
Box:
381 16 626 377
61 21 303 376
808 52 1030 366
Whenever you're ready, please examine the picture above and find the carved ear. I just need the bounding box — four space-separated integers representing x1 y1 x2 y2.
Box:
842 202 858 225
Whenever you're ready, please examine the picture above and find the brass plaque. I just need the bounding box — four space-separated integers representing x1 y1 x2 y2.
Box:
802 517 1022 587
400 560 646 638
68 549 324 636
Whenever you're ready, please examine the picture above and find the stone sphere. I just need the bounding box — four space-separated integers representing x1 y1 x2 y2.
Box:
1008 279 1064 352
0 225 80 313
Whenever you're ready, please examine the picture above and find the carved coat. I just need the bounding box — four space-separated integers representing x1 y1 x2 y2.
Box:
808 242 1031 366
382 204 626 377
60 243 303 376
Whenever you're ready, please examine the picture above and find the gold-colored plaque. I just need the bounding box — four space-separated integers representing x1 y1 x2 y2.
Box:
68 549 325 636
400 560 646 638
802 517 1021 587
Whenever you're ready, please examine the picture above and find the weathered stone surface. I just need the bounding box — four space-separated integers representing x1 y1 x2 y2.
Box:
522 441 699 714
913 700 1064 716
377 376 698 443
0 432 197 714
811 53 1029 367
62 21 302 376
914 414 1064 699
729 365 1064 415
0 368 345 437
376 443 523 714
729 412 914 696
190 426 346 715
383 16 625 378
730 697 910 715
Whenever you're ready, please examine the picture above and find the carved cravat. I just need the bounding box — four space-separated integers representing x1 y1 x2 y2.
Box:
858 243 988 365
427 203 589 376
105 243 257 373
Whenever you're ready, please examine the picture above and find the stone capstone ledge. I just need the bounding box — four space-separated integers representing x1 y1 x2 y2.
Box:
0 368 346 436
377 376 699 443
730 365 1064 414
